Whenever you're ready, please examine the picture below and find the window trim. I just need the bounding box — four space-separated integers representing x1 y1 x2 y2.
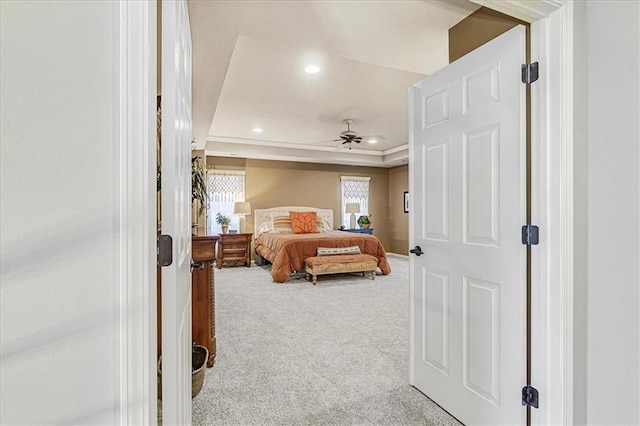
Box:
340 176 371 228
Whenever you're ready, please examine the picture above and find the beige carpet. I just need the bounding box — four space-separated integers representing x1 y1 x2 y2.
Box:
192 255 461 426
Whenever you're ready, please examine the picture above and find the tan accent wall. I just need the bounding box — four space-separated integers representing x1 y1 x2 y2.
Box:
449 7 526 63
388 165 409 254
207 157 391 250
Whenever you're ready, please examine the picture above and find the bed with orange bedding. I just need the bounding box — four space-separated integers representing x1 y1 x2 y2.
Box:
253 206 391 283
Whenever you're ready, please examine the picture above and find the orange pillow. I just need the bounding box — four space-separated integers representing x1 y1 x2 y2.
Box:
290 211 318 234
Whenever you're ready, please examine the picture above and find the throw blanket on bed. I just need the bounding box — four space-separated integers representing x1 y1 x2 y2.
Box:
255 230 391 283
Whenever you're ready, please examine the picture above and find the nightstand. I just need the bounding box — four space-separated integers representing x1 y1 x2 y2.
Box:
339 228 374 235
216 233 252 268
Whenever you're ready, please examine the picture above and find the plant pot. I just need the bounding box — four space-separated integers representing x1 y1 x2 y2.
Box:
357 215 372 229
157 344 209 400
221 224 229 234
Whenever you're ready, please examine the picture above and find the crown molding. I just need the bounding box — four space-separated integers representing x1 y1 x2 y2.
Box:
205 137 409 168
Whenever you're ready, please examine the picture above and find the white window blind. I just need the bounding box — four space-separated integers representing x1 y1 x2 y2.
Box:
207 170 245 234
340 176 370 227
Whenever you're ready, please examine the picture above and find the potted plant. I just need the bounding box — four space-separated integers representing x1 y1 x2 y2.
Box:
357 215 372 229
216 212 231 234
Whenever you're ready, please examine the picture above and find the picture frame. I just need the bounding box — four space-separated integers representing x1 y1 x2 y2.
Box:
404 191 409 213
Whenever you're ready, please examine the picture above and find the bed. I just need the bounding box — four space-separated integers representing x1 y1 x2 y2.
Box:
253 206 391 283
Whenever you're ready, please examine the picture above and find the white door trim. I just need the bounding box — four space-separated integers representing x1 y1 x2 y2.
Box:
468 1 578 425
119 0 578 424
119 1 158 424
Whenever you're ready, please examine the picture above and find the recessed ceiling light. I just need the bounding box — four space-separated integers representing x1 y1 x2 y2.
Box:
368 139 378 144
304 64 320 74
252 127 263 133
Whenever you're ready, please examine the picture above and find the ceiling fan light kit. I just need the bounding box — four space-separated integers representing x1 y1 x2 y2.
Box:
338 119 363 148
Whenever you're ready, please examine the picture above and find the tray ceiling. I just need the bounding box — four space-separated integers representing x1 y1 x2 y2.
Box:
189 0 480 167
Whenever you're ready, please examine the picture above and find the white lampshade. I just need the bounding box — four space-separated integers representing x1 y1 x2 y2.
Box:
345 203 360 214
233 201 251 215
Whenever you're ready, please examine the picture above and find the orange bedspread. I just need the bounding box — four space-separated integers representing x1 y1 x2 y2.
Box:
255 231 391 283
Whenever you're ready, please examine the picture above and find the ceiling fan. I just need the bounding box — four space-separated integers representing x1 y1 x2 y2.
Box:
336 119 362 147
313 118 384 151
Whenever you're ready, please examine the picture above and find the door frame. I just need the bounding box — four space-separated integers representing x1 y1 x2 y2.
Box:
462 1 579 424
119 0 158 424
119 0 581 424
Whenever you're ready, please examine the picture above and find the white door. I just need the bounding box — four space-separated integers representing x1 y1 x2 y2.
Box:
409 26 526 425
161 0 193 423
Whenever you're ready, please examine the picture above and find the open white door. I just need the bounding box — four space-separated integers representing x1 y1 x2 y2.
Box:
409 26 526 425
161 0 193 423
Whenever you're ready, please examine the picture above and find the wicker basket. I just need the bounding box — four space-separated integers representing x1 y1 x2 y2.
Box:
158 344 209 399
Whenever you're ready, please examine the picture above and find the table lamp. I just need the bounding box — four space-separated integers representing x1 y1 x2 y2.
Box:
234 201 251 233
346 202 360 229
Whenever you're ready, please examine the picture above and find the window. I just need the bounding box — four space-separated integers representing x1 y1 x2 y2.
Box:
206 169 245 234
340 176 370 227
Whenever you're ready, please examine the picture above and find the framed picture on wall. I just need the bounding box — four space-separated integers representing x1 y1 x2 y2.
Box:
404 191 409 213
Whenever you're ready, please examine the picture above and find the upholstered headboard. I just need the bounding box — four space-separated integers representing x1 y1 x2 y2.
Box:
254 206 334 232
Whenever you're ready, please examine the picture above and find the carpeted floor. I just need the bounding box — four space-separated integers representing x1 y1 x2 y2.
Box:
192 255 461 426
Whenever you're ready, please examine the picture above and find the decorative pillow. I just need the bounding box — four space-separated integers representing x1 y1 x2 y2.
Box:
315 218 330 232
290 211 318 234
271 214 292 233
317 246 361 256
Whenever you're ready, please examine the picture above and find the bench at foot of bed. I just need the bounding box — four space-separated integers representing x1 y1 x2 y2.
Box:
304 254 377 285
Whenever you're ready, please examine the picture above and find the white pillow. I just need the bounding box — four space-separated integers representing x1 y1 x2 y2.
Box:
256 221 273 236
317 219 332 233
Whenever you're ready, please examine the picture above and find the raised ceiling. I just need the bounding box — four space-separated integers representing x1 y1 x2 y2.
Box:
188 0 480 167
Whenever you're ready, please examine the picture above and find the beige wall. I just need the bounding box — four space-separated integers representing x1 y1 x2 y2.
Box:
388 165 409 254
449 7 526 63
206 156 245 170
206 156 393 250
246 159 391 249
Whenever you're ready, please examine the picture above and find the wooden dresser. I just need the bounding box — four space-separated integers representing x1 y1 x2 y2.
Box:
157 234 219 368
191 235 219 367
216 232 252 268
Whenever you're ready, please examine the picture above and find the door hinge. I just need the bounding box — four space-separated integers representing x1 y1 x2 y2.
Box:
522 385 539 408
521 225 539 245
157 234 173 267
521 62 539 84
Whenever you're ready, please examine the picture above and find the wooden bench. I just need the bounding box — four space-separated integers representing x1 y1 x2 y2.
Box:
304 254 378 285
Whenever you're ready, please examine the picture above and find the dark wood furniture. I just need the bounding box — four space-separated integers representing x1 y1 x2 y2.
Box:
191 235 219 367
216 233 252 268
339 228 374 235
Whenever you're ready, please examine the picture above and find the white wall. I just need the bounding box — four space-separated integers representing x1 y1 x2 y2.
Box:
0 2 139 423
586 1 640 424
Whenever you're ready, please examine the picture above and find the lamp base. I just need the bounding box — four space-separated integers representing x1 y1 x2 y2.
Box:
350 213 356 230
